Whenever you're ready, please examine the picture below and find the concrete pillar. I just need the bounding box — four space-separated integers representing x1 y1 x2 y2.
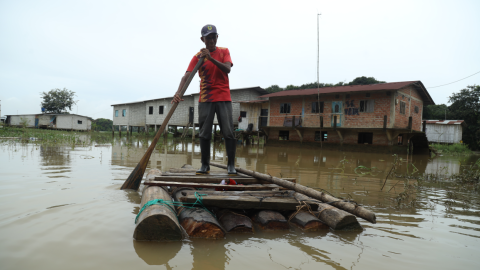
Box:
126 125 129 137
112 124 114 136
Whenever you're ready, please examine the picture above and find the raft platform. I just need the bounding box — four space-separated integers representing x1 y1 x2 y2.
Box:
134 164 370 241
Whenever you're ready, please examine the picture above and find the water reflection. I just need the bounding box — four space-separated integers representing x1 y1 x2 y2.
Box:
133 240 182 267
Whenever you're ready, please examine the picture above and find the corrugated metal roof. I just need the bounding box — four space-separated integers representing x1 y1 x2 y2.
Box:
235 100 268 103
6 113 94 120
259 81 435 105
425 120 466 126
111 86 267 106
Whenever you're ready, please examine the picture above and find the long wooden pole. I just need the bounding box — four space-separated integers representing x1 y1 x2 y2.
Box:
210 162 376 224
121 56 206 190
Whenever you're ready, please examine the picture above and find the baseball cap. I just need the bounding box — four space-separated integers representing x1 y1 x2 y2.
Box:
201 24 217 37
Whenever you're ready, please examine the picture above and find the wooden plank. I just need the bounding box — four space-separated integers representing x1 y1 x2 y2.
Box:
144 181 285 191
178 190 295 197
154 175 296 184
179 194 318 211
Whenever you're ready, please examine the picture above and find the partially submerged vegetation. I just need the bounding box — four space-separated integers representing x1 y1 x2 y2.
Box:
430 143 472 155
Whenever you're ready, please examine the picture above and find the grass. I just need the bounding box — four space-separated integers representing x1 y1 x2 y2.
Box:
0 126 113 146
430 143 472 155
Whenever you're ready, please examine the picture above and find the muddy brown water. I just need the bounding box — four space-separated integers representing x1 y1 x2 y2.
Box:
0 137 479 270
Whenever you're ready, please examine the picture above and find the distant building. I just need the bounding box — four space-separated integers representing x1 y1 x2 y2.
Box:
5 113 93 131
239 81 435 150
424 120 466 144
110 87 268 132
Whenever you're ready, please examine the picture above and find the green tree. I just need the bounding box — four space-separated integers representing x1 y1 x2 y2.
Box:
423 104 449 120
264 77 382 93
265 85 282 93
93 118 113 131
40 88 77 113
348 76 385 85
448 85 480 150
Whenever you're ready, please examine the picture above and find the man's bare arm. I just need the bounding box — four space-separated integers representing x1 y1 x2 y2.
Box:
171 71 191 104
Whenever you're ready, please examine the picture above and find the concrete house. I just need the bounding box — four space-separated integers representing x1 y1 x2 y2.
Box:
424 120 466 144
240 81 435 151
111 87 268 133
6 113 93 131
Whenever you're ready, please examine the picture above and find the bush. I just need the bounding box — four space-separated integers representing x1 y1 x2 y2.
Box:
430 143 472 155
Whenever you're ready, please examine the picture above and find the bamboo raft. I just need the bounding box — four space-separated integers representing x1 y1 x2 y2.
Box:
134 164 374 241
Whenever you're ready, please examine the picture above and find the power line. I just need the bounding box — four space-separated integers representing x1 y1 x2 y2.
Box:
428 70 480 88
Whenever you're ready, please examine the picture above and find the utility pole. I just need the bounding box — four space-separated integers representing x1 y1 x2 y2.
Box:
317 12 322 149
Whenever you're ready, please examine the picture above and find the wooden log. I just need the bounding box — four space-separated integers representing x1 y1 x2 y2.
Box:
290 211 329 232
294 193 362 230
145 181 285 191
172 187 226 239
180 194 318 211
210 162 376 224
216 209 254 233
133 169 183 241
252 210 290 230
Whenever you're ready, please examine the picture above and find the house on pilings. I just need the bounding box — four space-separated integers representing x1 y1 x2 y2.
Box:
111 87 268 136
239 81 435 153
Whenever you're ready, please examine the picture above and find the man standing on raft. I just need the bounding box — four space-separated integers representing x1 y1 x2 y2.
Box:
172 24 237 176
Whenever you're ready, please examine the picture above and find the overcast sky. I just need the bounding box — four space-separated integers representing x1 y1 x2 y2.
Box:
1 0 479 120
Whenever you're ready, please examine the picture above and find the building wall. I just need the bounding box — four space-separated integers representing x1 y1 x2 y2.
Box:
9 115 36 127
56 115 91 130
112 103 146 126
395 86 423 131
269 129 391 146
145 96 195 127
425 124 463 143
238 103 263 131
268 88 424 131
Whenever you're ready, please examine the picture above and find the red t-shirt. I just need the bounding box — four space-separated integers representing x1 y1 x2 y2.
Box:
187 47 233 102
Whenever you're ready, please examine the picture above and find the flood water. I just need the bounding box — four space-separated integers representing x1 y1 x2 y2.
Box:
1 136 479 270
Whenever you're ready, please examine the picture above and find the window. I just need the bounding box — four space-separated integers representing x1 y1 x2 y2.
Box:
346 94 350 99
77 120 82 124
366 93 371 97
358 132 373 144
315 131 328 141
312 102 324 113
122 109 126 117
280 103 291 114
400 101 406 114
159 106 164 114
414 105 419 114
149 106 153 115
397 135 403 145
240 111 247 117
359 100 374 112
335 94 340 99
115 110 118 117
279 130 289 140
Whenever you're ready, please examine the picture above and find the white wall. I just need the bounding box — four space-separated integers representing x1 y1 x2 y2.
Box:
425 124 463 143
9 115 35 127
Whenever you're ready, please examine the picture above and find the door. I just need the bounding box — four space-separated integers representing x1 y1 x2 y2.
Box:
331 101 342 127
189 107 194 124
260 109 268 127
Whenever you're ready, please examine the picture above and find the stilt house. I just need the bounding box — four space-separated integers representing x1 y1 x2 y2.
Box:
239 81 435 151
